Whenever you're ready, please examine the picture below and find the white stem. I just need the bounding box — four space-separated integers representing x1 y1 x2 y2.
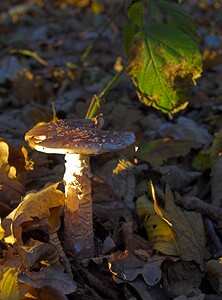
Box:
63 153 94 259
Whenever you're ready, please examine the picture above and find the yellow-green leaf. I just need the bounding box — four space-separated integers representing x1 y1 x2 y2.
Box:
0 267 19 300
136 194 179 256
127 23 202 113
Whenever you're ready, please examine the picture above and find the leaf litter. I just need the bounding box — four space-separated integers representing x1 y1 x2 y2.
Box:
0 0 222 299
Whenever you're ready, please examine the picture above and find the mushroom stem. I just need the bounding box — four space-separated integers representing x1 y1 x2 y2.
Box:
63 153 94 259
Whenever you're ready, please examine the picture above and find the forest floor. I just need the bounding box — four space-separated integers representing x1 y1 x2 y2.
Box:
0 1 222 299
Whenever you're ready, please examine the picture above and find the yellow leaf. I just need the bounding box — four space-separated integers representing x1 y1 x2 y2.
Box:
2 182 64 245
136 194 179 256
21 146 34 171
0 141 9 167
0 220 5 240
0 267 19 300
149 181 172 226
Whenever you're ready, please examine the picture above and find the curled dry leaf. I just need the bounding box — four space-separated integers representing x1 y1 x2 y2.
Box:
80 266 119 300
17 239 60 270
2 182 64 245
175 193 222 224
108 250 165 286
19 266 77 295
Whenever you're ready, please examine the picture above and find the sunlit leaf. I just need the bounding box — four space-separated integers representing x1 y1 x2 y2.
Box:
2 182 64 245
136 194 179 256
0 267 19 300
0 220 5 240
127 23 202 113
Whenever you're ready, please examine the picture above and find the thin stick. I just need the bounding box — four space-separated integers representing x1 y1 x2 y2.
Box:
85 66 126 119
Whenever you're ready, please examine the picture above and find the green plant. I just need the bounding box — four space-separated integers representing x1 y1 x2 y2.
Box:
86 0 202 118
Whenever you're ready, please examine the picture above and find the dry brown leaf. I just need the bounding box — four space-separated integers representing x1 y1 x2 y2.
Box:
153 165 201 191
206 259 222 294
140 138 201 167
175 194 222 224
0 140 25 216
127 279 167 300
2 182 64 245
155 184 206 269
163 260 204 298
159 116 212 145
19 284 67 300
92 180 132 220
17 239 60 270
108 250 165 286
110 103 143 133
20 266 76 294
170 280 203 299
96 159 136 209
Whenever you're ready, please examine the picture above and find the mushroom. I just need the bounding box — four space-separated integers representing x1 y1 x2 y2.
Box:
25 115 135 259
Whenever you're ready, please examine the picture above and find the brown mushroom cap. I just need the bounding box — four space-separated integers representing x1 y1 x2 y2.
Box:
25 118 136 155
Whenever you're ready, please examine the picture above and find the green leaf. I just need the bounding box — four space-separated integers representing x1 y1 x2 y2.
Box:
151 0 197 41
124 2 144 55
128 1 144 29
127 23 202 113
124 23 135 56
0 267 19 300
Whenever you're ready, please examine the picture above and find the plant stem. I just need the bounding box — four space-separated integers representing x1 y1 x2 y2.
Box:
85 66 126 119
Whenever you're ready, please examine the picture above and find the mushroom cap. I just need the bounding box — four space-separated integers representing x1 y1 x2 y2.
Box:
25 118 136 155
